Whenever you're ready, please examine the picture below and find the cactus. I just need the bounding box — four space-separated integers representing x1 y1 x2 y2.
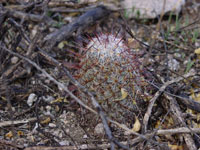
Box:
75 33 146 123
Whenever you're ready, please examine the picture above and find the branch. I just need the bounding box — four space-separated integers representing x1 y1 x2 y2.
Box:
43 5 110 51
143 71 196 132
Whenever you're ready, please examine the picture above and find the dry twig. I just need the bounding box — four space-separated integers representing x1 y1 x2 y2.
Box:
143 71 196 132
165 94 197 150
0 117 37 127
43 5 110 52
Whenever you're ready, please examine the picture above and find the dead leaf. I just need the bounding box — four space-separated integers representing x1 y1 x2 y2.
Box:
58 41 68 49
194 48 200 55
17 131 24 136
51 97 68 104
128 38 140 50
120 88 128 99
5 131 13 138
155 120 161 129
40 117 51 124
191 92 200 102
132 99 136 105
168 143 183 150
114 88 128 101
132 117 141 132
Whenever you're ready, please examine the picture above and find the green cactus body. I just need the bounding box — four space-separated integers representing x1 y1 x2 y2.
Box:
75 33 144 123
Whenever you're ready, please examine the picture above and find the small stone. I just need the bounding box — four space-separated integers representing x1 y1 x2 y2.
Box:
83 134 88 139
124 130 131 136
11 56 19 64
44 79 51 84
49 123 56 128
59 140 69 146
94 123 105 135
195 41 200 47
31 28 37 38
42 96 54 103
27 93 37 107
46 106 52 111
63 17 73 23
184 60 189 65
80 144 88 149
167 55 180 71
53 129 63 138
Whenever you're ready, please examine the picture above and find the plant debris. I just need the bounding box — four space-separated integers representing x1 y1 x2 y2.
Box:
0 0 200 150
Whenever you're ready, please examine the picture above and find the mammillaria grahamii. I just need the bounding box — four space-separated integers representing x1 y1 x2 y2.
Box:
75 33 147 123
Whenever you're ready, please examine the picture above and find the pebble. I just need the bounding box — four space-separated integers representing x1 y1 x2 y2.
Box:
167 55 180 71
27 93 37 107
42 96 54 103
11 56 19 64
59 140 70 146
49 123 56 128
83 134 88 139
94 123 105 135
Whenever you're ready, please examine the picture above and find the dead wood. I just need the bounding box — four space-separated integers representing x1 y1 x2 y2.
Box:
43 5 110 52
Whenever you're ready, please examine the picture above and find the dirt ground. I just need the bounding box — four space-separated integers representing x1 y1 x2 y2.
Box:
0 0 200 150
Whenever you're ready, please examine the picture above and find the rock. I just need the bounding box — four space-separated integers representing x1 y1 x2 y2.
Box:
94 123 105 135
80 144 88 149
11 56 19 64
27 93 37 107
121 0 185 19
59 140 70 146
42 95 54 103
83 134 88 139
49 123 56 128
167 55 180 71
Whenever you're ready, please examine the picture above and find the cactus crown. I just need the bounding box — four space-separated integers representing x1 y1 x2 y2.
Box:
85 34 128 63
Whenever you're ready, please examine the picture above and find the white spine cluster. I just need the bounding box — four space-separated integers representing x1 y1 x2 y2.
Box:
86 34 128 63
